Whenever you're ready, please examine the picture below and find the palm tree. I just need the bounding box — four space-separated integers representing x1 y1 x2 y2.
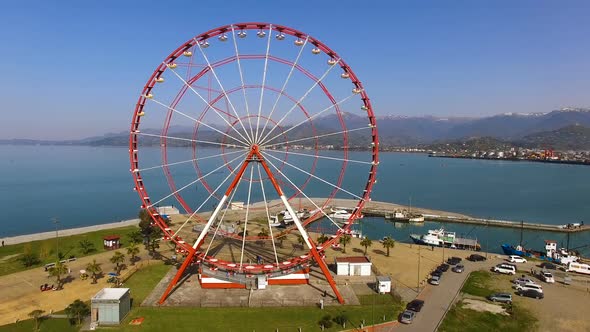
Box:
85 259 102 284
65 299 90 326
78 239 95 255
360 236 373 255
28 309 45 331
48 260 68 290
257 229 269 247
382 237 396 257
339 235 351 253
126 242 140 265
110 251 125 274
297 234 306 249
127 230 143 245
317 234 329 244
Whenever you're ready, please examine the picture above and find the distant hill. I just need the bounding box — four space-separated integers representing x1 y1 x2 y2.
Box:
519 124 590 150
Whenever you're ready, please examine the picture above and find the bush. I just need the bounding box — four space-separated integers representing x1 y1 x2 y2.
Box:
318 314 333 328
333 312 349 326
20 252 40 267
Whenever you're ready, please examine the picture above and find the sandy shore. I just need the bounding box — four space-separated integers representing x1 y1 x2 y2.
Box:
0 219 140 246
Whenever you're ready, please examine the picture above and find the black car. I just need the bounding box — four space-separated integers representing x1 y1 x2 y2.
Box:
406 299 425 312
517 289 544 299
467 254 487 262
432 270 443 278
540 262 557 270
438 263 450 272
447 257 462 265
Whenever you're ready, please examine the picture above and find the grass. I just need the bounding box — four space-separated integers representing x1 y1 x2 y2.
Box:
0 316 77 332
461 270 497 297
439 300 538 332
123 262 170 306
0 226 139 276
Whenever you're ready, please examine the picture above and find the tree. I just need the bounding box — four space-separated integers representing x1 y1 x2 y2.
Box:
360 236 373 255
318 314 333 329
85 259 102 284
110 251 125 274
126 242 140 265
65 299 90 326
48 260 68 290
317 234 329 244
78 239 95 255
28 309 45 331
333 312 349 328
20 252 40 267
339 235 351 253
257 229 269 247
382 237 396 257
297 234 306 249
127 230 143 245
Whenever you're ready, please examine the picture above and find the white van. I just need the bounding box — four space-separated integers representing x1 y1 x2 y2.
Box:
515 282 543 293
492 264 516 275
566 262 590 275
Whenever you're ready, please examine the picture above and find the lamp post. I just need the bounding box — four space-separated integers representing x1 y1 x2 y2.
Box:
52 218 60 261
417 245 421 292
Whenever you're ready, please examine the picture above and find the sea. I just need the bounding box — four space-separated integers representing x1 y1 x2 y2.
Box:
1 145 589 255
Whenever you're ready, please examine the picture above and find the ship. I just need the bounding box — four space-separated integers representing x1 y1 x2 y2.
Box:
500 240 579 265
386 211 425 223
410 228 480 250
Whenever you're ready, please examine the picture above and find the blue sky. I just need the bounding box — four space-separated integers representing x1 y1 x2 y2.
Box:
1 0 589 139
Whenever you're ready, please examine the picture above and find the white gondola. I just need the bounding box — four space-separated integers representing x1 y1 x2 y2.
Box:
276 33 285 40
183 51 192 57
341 72 350 79
155 77 165 83
199 41 210 48
352 88 362 94
294 39 304 46
166 63 177 69
361 105 368 111
257 30 266 38
137 111 145 117
238 30 247 38
144 93 153 99
327 58 337 66
218 34 228 42
311 47 321 54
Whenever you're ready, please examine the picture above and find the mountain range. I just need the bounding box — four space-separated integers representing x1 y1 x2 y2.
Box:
3 107 590 150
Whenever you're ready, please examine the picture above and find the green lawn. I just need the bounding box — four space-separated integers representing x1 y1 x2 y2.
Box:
461 270 498 297
0 316 77 332
439 300 537 332
123 262 171 306
0 226 139 276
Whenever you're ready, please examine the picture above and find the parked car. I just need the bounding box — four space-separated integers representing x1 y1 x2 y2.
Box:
437 263 450 272
517 289 544 299
512 277 535 285
487 293 512 304
429 275 441 285
447 257 462 265
452 264 464 273
406 299 425 312
539 271 555 283
467 254 486 262
399 310 416 324
515 282 543 293
508 255 527 263
540 262 557 270
432 270 443 278
493 264 516 275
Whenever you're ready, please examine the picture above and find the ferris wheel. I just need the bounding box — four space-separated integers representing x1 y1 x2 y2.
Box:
129 22 379 304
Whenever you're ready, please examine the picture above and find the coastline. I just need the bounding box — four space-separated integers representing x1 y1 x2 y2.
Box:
0 218 140 246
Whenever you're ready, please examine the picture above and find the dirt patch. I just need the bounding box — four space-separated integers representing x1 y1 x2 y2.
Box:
462 298 507 315
0 254 20 262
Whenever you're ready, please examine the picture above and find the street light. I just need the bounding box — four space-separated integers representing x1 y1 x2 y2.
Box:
417 245 421 292
52 218 59 260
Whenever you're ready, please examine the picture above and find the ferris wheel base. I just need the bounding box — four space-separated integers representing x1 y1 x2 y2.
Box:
198 268 310 289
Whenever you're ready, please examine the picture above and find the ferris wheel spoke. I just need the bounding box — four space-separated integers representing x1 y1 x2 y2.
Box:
257 37 309 144
137 132 247 149
194 39 254 144
203 167 244 258
147 98 249 147
263 156 344 232
230 25 255 141
262 151 364 201
264 148 372 166
172 156 246 238
260 91 358 147
257 163 280 266
257 57 342 145
239 166 255 270
254 25 274 143
166 65 252 144
262 126 372 149
148 152 247 209
138 149 244 172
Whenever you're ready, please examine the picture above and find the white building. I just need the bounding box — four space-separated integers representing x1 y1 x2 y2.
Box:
376 276 391 294
157 205 180 215
91 288 131 326
335 256 372 276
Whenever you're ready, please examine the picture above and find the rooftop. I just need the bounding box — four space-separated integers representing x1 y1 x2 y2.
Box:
103 235 120 241
376 276 391 282
335 256 370 264
92 288 129 300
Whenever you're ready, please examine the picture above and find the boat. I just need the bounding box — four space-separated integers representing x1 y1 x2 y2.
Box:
328 208 353 220
410 228 480 250
501 240 579 265
268 215 281 227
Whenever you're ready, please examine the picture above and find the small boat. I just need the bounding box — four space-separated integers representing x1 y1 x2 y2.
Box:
501 240 580 265
410 228 480 250
328 208 353 220
268 215 281 227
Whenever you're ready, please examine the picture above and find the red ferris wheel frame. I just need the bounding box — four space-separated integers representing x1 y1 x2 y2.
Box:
129 22 379 305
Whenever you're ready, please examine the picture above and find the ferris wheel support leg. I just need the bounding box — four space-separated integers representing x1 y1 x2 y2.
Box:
158 249 196 304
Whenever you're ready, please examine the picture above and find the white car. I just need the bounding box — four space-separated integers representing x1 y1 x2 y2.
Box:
539 271 555 283
515 282 543 293
512 277 535 285
508 255 527 263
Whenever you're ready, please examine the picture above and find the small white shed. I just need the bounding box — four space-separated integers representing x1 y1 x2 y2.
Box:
376 276 391 294
91 288 131 326
335 256 372 276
